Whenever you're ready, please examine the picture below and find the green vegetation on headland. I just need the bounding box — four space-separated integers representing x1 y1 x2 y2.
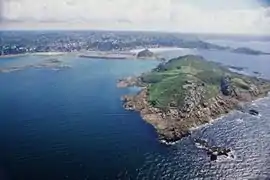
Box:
120 55 270 142
141 55 229 109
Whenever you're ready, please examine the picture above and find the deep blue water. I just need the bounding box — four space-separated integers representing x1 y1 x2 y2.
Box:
0 57 163 180
1 47 270 180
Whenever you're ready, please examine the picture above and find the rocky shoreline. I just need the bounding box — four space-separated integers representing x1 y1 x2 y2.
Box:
118 57 270 143
117 76 146 88
121 81 270 143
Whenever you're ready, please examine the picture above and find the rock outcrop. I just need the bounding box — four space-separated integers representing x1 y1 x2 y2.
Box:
136 49 165 60
117 76 144 88
137 49 155 58
194 138 233 161
249 109 259 116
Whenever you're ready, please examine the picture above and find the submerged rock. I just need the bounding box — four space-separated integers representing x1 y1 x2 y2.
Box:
194 138 232 161
249 109 259 116
45 58 62 63
210 154 217 161
220 76 233 96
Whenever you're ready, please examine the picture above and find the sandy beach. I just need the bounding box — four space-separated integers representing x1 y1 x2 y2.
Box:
31 52 66 56
129 47 187 53
0 52 66 59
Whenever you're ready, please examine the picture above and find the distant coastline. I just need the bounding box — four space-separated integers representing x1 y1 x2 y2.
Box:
0 47 196 60
1 46 269 60
78 47 184 60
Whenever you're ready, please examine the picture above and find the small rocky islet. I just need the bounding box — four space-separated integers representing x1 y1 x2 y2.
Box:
119 55 270 143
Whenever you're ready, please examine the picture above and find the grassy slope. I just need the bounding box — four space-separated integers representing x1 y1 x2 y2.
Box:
141 55 251 109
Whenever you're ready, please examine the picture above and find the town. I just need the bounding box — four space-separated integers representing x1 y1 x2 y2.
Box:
0 31 228 56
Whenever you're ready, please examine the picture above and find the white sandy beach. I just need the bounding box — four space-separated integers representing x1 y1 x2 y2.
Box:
31 52 66 56
129 47 188 53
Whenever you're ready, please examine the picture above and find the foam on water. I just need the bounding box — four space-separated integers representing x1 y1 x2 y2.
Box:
160 140 179 146
236 118 244 123
194 143 208 150
135 94 270 179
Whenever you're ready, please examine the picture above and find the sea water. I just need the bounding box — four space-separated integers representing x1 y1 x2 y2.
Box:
1 48 270 179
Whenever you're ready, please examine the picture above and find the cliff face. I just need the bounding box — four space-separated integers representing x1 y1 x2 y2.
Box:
120 55 270 142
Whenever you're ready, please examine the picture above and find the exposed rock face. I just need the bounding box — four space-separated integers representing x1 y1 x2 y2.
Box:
181 83 205 114
121 84 269 142
122 89 237 142
221 76 233 96
117 76 143 88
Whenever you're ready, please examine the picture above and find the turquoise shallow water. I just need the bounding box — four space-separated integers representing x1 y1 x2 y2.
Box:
1 51 270 180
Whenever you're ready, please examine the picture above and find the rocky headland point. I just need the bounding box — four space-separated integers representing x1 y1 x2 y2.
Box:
119 55 270 143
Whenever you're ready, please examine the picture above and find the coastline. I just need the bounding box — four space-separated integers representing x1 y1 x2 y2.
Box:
0 47 183 60
121 83 270 143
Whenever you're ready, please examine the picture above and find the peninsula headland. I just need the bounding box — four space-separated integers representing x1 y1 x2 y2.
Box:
119 55 270 143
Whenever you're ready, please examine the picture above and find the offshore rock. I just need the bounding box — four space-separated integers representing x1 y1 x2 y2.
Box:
249 109 259 116
194 138 233 161
137 49 155 58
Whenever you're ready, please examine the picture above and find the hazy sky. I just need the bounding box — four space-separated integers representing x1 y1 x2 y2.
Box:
1 0 270 34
